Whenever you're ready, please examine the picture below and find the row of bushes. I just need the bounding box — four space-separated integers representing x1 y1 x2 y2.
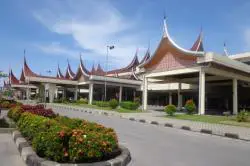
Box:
165 99 196 116
93 99 139 110
0 99 21 109
8 105 119 163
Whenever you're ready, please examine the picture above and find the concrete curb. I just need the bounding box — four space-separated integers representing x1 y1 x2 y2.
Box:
12 130 131 166
47 104 249 142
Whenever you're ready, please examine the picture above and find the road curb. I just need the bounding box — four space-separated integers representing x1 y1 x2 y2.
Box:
47 104 250 142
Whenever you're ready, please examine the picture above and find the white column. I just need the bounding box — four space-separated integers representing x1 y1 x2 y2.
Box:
169 92 172 105
74 86 78 101
233 78 238 115
26 88 30 100
48 84 56 103
142 76 148 111
88 83 93 105
198 70 205 115
177 83 182 109
119 86 123 103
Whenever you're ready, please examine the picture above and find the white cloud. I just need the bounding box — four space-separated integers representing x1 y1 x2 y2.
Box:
33 0 147 67
34 42 79 59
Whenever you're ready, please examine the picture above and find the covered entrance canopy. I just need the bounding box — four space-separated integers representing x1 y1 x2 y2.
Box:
140 18 250 115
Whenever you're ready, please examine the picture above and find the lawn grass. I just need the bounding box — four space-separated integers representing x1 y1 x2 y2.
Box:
166 114 250 128
57 103 142 113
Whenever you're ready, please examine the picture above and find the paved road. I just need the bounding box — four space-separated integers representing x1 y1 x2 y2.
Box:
54 107 250 166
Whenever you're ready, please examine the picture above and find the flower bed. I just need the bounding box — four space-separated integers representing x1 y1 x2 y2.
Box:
8 105 120 163
0 99 20 109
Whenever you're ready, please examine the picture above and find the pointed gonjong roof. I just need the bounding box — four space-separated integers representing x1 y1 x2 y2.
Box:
139 49 151 64
142 17 204 69
90 64 96 75
95 64 105 76
56 64 65 78
65 60 76 79
190 30 204 52
74 55 91 80
108 49 139 74
9 70 20 85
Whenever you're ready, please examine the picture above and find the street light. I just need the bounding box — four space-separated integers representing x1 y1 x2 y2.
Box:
104 45 115 101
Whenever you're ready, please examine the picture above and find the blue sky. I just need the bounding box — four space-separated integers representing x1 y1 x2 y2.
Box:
1 0 250 80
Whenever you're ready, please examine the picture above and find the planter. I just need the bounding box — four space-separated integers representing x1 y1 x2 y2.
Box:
12 130 131 166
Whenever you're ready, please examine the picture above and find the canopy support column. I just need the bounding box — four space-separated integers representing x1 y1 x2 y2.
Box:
169 92 172 105
233 78 238 115
177 83 182 109
142 76 148 111
89 83 93 105
119 86 123 103
74 85 78 101
199 70 205 115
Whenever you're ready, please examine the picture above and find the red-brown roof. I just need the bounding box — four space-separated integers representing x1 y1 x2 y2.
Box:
95 64 105 76
140 49 150 64
56 64 65 78
74 56 90 80
190 31 204 52
65 60 76 79
9 70 20 85
108 50 139 74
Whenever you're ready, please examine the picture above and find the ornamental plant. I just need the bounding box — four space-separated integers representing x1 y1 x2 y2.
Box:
164 104 177 116
8 104 120 163
236 110 248 122
120 101 139 110
96 101 110 107
184 99 196 114
109 99 118 109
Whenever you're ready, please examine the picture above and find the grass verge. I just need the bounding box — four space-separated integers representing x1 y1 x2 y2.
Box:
166 114 250 128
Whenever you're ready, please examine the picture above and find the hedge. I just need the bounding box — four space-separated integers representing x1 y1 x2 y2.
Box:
8 105 120 163
95 101 110 107
120 101 139 110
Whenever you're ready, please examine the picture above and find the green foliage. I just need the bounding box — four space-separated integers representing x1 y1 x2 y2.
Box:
95 101 110 107
134 97 140 104
236 110 249 122
9 104 119 163
1 101 10 109
76 98 88 104
109 99 118 109
165 104 177 116
9 106 23 122
120 101 139 110
184 99 196 114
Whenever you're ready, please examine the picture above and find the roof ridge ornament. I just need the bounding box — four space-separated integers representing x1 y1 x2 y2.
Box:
223 42 229 56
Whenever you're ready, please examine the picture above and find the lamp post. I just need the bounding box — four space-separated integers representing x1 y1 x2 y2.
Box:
104 45 115 101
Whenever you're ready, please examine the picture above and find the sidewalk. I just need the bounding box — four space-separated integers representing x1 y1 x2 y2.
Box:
0 133 25 166
48 103 250 141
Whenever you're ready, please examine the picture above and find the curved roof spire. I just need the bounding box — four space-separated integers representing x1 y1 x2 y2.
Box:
140 48 151 64
65 59 75 79
9 69 20 85
95 63 105 76
162 17 204 55
79 54 90 75
23 56 38 77
91 64 96 75
223 42 229 56
56 64 64 78
191 28 204 52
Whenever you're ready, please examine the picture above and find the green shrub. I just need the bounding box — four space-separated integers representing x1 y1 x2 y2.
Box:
134 97 140 104
109 99 118 109
184 99 196 114
236 110 248 122
32 124 71 162
55 116 82 129
1 101 10 109
17 113 58 140
69 129 118 162
164 104 177 116
120 101 139 110
9 104 120 163
76 98 88 104
11 106 23 122
95 101 110 107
